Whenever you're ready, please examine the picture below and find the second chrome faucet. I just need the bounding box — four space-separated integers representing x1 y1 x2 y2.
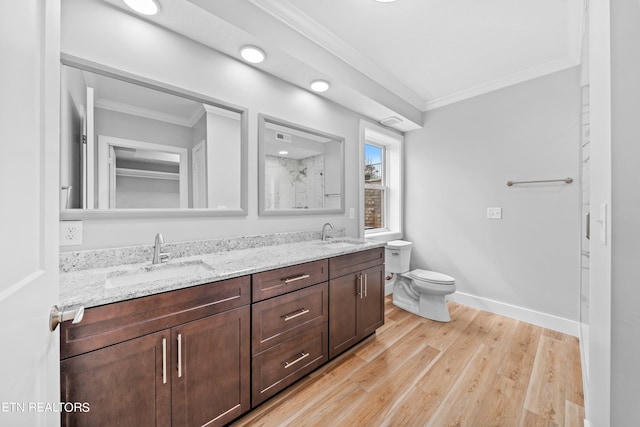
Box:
321 222 334 241
152 233 171 264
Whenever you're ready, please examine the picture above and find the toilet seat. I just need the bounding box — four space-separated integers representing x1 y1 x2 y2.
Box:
408 269 455 285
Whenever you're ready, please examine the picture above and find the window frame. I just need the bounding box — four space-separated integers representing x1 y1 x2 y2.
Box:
359 121 403 241
363 141 388 232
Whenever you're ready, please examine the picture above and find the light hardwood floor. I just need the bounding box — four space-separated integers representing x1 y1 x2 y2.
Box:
232 297 584 427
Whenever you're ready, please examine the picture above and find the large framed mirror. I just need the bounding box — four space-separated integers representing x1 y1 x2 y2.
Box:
258 114 345 216
59 54 248 219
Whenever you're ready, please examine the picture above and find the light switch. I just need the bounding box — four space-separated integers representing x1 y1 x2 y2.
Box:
349 208 355 220
487 207 502 219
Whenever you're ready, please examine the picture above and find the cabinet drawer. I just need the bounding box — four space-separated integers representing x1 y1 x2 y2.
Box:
252 259 328 302
61 276 250 359
252 282 328 355
251 324 328 406
329 247 384 279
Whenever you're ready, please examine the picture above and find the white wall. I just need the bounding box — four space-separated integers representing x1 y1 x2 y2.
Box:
61 0 363 250
608 1 640 425
404 67 581 331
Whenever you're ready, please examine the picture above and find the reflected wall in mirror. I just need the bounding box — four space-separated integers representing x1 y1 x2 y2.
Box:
60 57 247 217
258 114 344 215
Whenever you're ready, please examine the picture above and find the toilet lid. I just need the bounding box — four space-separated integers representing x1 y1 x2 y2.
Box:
386 240 413 249
409 269 455 284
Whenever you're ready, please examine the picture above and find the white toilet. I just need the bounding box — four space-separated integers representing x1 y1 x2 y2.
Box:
385 240 456 322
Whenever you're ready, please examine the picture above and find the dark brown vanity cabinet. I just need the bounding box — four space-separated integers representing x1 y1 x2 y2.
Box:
59 248 385 424
250 261 329 406
329 248 385 359
60 277 251 427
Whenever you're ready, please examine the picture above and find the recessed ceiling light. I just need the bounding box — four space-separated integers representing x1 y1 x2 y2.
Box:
124 0 159 15
279 150 289 155
310 80 330 93
375 0 397 2
240 45 266 64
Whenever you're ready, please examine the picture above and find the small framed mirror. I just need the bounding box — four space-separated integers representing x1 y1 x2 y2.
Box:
59 55 247 219
258 114 345 216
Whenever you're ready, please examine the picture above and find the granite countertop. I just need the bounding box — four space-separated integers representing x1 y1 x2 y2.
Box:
59 238 385 309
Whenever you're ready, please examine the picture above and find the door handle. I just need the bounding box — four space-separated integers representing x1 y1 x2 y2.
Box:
177 333 182 378
364 273 368 298
162 338 167 384
586 212 590 240
49 305 85 331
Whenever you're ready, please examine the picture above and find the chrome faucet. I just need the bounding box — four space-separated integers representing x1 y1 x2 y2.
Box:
321 222 334 241
152 233 170 264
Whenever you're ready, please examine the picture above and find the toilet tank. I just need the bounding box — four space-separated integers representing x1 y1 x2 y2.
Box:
385 240 413 273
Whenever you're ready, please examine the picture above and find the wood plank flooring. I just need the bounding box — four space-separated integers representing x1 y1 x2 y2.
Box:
231 297 584 427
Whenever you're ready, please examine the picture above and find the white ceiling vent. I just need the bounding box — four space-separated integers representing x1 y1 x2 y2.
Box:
275 132 292 142
379 116 403 127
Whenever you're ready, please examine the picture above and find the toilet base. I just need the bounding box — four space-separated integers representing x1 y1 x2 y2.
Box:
392 278 452 322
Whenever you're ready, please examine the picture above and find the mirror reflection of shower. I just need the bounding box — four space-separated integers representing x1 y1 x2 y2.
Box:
263 123 340 210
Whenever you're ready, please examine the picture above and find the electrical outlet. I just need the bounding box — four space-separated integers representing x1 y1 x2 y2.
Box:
487 207 502 220
349 208 355 220
60 221 83 246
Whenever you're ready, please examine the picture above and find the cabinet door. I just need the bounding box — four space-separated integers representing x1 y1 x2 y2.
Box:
171 306 250 427
60 331 171 427
329 273 359 359
359 264 385 337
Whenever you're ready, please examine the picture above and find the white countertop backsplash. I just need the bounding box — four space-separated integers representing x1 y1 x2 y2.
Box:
59 229 385 309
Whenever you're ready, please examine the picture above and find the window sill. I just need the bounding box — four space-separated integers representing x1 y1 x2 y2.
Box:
364 230 403 242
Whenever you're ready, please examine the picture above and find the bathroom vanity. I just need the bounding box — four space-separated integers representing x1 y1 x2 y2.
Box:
59 240 384 426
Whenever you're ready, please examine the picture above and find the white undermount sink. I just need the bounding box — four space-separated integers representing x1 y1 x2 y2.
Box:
315 239 364 249
105 260 214 289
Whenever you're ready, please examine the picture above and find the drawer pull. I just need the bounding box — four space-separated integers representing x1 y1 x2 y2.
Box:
283 308 310 321
283 274 310 284
284 351 310 369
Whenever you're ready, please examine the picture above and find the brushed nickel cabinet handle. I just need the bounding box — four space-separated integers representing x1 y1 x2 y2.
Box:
364 273 368 298
162 338 167 384
358 274 363 300
283 308 310 321
177 333 182 378
283 274 310 284
284 352 310 369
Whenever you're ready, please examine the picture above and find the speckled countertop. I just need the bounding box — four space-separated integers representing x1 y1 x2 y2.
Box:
59 237 384 309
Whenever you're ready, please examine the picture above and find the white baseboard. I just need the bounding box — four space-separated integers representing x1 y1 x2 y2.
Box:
447 291 580 337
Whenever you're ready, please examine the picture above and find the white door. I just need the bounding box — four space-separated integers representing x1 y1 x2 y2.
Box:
192 140 207 208
0 1 61 425
84 86 95 209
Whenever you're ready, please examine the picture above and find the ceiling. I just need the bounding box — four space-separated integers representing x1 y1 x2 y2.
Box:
102 0 584 132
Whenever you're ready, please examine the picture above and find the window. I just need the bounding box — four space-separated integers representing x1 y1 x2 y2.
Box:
360 121 403 239
364 143 386 230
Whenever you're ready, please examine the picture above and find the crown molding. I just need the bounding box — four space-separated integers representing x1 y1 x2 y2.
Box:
424 56 580 111
246 0 425 110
